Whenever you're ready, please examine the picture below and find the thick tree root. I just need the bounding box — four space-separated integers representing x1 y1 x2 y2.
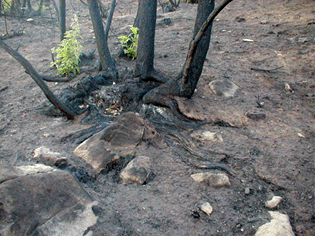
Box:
139 69 169 83
155 124 235 176
143 83 199 122
187 161 235 176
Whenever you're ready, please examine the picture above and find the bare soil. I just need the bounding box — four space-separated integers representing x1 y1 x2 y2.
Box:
0 0 314 235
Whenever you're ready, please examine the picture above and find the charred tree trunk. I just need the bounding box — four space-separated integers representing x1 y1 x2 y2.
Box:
178 0 215 97
143 0 233 115
134 0 140 28
104 0 116 40
87 0 116 71
59 0 66 41
0 39 75 119
135 0 156 78
135 0 167 82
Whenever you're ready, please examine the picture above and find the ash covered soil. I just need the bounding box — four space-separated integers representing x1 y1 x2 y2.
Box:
0 0 314 235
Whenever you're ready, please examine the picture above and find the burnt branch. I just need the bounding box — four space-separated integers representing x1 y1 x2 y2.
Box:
104 0 116 40
182 0 233 84
0 39 75 119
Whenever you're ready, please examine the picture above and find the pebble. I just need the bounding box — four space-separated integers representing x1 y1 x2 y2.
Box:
265 196 283 209
191 172 231 187
199 202 213 216
245 111 266 120
209 79 239 97
245 187 251 195
120 156 151 185
33 146 68 168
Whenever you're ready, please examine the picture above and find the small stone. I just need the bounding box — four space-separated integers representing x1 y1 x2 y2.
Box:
235 17 246 22
245 111 266 120
284 83 293 93
297 133 305 138
163 17 172 25
120 156 151 185
209 79 239 97
191 172 231 187
243 39 254 42
191 172 208 182
260 20 268 24
255 211 294 236
200 202 213 216
245 187 251 195
265 196 283 209
33 146 68 168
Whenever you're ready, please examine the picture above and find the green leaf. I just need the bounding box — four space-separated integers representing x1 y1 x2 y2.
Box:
51 15 82 76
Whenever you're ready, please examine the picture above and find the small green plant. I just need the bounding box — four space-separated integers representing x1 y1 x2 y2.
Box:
2 0 12 13
51 15 82 75
118 27 139 59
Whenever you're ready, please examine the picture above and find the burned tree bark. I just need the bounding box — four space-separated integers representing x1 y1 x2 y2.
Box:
143 0 233 115
0 39 75 119
87 0 116 71
135 0 167 82
59 0 66 41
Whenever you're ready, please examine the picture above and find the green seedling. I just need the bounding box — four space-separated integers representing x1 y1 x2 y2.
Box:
118 27 139 59
51 15 82 75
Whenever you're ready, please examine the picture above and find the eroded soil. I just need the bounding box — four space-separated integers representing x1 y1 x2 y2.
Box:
0 0 314 235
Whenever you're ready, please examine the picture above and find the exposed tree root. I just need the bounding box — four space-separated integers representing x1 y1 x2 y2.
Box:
155 125 235 176
137 69 169 83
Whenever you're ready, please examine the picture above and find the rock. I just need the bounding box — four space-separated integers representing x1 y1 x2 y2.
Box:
235 16 246 22
265 196 283 209
120 156 151 185
284 83 293 93
255 211 294 236
243 39 254 42
245 187 251 195
209 79 239 97
101 112 146 149
73 112 165 173
245 111 266 120
199 202 213 216
159 17 172 25
73 130 121 173
16 163 56 175
0 164 98 236
33 146 68 168
191 172 231 187
191 130 223 142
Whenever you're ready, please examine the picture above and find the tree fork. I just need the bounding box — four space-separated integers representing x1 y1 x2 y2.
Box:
182 0 233 85
143 0 234 119
0 39 75 119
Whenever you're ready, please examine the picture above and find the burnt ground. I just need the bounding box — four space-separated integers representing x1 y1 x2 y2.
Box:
0 0 314 235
